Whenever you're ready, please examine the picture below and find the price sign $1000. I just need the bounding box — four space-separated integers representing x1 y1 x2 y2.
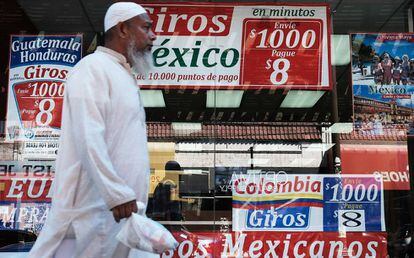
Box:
241 20 322 87
14 81 65 129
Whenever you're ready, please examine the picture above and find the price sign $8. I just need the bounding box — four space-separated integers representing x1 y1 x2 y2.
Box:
333 210 363 228
30 82 65 126
249 27 316 85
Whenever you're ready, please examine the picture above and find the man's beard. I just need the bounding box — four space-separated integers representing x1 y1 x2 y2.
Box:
127 41 153 75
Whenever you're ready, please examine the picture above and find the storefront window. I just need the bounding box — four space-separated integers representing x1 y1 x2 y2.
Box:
0 0 413 257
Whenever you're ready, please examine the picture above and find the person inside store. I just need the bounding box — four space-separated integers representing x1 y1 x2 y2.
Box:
149 161 184 223
152 181 183 221
28 2 156 258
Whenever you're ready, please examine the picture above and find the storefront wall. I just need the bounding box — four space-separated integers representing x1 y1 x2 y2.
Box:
0 0 413 257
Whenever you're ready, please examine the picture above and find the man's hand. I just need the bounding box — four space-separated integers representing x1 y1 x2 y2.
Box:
111 200 138 223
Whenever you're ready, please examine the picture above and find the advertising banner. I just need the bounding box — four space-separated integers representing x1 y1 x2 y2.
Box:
341 144 410 190
139 3 331 89
0 175 53 203
5 35 82 142
232 174 385 232
163 231 388 258
0 203 50 234
351 33 414 136
0 161 54 233
22 140 59 160
0 161 54 203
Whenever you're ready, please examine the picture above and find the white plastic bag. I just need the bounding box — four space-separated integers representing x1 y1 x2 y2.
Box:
116 203 179 254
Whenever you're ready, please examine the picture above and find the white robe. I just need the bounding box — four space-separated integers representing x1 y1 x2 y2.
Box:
28 47 151 258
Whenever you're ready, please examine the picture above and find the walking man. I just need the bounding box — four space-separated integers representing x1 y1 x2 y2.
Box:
28 2 156 257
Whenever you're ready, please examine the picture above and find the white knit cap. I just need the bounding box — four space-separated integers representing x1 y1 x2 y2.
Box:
104 2 147 32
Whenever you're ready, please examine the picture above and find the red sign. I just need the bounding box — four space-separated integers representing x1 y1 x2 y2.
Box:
163 231 388 257
136 3 331 90
13 80 65 129
341 144 410 190
144 5 234 36
0 175 53 202
241 19 323 87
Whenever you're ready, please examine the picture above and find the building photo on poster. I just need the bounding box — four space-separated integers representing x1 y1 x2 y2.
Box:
351 33 414 136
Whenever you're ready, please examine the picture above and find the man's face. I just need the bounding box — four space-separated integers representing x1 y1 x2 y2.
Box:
125 13 156 74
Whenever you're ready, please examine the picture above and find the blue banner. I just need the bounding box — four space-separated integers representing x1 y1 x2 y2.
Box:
323 176 384 232
351 33 414 135
232 174 385 232
9 35 82 68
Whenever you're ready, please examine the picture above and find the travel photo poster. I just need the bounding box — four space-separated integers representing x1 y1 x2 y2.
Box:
351 33 414 136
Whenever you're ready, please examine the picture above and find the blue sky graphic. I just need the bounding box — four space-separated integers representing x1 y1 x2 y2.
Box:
354 34 414 59
353 34 414 109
